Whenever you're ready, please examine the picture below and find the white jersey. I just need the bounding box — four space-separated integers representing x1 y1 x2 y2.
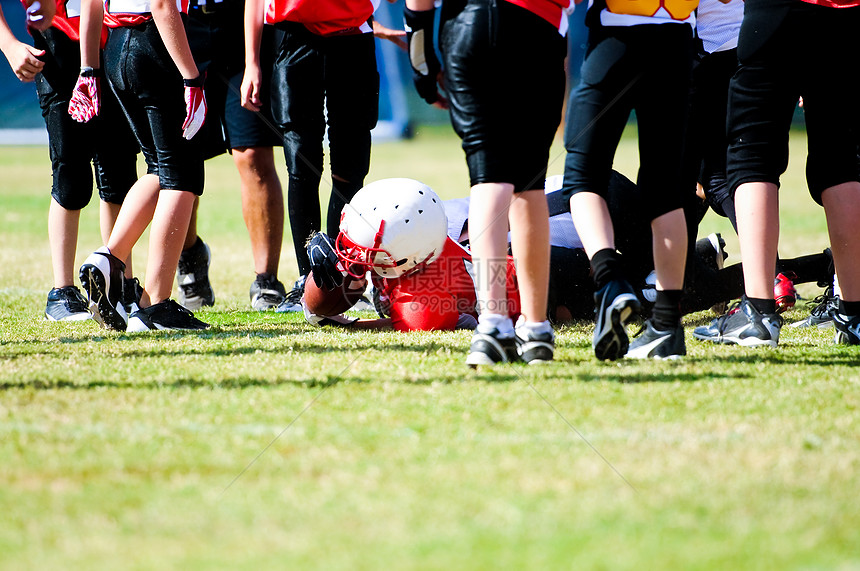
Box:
443 175 584 251
696 0 743 54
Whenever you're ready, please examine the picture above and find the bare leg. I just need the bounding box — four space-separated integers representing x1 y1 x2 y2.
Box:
822 181 860 303
140 189 196 307
183 196 199 250
234 146 284 276
735 181 779 300
569 192 615 256
469 182 514 317
651 208 687 291
106 173 161 263
509 189 549 323
100 200 133 278
48 198 81 288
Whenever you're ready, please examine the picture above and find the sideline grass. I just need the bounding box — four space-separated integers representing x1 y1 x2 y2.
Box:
1 128 859 569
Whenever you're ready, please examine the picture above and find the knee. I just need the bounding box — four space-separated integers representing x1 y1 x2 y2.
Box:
52 166 94 211
233 147 279 182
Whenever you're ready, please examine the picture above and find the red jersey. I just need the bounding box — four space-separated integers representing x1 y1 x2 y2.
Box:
504 0 571 33
22 0 108 45
798 0 860 6
378 238 521 332
264 0 379 35
104 0 191 28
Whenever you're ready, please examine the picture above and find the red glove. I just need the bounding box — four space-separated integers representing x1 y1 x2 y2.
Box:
182 75 206 140
68 70 100 123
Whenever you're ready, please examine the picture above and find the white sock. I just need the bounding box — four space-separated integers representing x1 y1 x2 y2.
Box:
477 313 514 337
516 319 553 336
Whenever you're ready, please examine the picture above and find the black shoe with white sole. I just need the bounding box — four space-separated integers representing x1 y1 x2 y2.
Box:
466 327 520 366
515 327 555 364
692 297 782 347
127 299 209 332
593 279 641 361
177 237 215 310
250 273 287 311
79 247 128 331
626 320 686 359
45 286 91 322
833 313 860 346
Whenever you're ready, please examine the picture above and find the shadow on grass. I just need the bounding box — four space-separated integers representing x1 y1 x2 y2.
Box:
0 325 466 357
579 370 735 384
0 370 521 390
0 374 355 391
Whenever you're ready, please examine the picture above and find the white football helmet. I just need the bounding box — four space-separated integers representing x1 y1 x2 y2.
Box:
336 178 448 278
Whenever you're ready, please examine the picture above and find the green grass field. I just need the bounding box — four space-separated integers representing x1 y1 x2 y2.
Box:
1 127 859 570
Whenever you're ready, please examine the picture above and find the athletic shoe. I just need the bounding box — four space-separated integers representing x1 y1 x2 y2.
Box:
466 327 520 367
123 276 143 315
593 279 641 361
774 272 797 314
127 299 209 332
692 297 783 347
515 325 555 364
626 320 686 359
249 273 287 311
696 232 727 271
791 286 838 329
45 286 91 322
79 247 128 331
177 238 215 310
695 233 730 314
275 275 306 313
833 313 860 345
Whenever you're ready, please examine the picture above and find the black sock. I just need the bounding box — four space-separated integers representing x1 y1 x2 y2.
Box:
591 248 623 290
652 290 682 330
776 251 834 287
287 173 322 276
748 296 776 315
839 299 860 317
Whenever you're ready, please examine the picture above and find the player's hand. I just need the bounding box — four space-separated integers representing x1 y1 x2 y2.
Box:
4 42 45 82
403 6 443 106
68 71 100 123
240 65 262 112
182 75 206 140
372 20 407 51
307 232 346 290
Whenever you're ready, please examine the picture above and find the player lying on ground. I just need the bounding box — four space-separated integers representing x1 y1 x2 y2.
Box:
302 176 836 337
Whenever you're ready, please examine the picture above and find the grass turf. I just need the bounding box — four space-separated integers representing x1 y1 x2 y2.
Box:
1 127 858 569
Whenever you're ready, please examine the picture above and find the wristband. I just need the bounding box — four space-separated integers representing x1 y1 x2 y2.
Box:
183 75 204 88
80 67 101 78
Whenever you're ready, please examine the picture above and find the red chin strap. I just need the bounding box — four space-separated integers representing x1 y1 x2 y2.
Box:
334 219 397 278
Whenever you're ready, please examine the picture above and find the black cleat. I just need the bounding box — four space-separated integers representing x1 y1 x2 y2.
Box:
45 286 91 322
177 237 215 310
275 275 306 313
833 313 860 345
515 326 555 364
593 279 641 361
466 327 520 367
79 247 128 331
626 319 686 359
692 297 782 347
250 273 287 311
127 299 209 332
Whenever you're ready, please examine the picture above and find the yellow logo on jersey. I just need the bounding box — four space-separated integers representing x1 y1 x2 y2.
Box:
605 0 698 20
